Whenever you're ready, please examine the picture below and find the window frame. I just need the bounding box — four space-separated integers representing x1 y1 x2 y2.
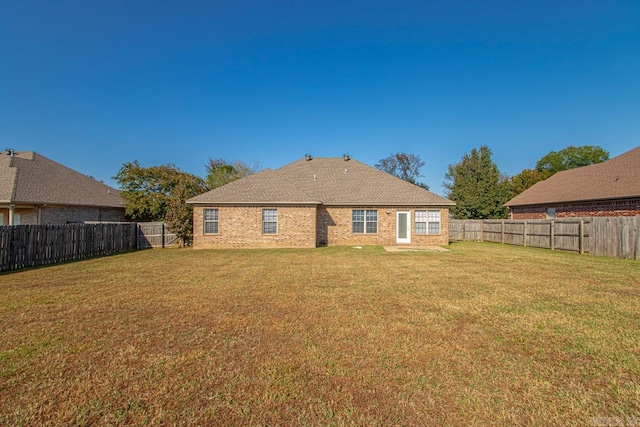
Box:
415 210 427 234
427 210 441 235
203 208 219 235
262 208 278 235
352 209 378 234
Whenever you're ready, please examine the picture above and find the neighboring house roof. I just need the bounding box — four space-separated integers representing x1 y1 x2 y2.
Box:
0 151 126 208
506 146 640 207
187 156 455 206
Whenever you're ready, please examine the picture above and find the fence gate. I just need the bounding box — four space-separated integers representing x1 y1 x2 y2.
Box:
137 222 178 249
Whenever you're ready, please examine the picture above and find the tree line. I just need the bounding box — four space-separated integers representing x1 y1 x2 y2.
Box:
443 145 609 219
114 158 260 244
375 145 609 219
115 145 609 243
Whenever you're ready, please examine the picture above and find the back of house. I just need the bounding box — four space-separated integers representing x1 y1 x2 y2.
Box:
187 155 455 249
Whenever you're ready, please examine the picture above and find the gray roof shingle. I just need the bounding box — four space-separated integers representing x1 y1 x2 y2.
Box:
187 157 455 206
506 146 640 207
0 151 126 208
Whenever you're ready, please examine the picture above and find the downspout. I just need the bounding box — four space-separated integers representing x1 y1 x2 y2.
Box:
8 204 14 226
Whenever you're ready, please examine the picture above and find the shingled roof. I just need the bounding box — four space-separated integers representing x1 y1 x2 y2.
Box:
0 151 125 208
506 146 640 207
188 156 454 206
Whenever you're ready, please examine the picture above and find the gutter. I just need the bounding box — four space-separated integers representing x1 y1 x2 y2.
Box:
506 194 640 208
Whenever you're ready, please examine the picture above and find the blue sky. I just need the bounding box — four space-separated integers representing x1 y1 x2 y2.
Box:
2 0 639 195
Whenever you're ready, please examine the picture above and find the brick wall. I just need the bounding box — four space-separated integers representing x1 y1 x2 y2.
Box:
40 206 126 224
318 206 449 247
1 206 125 225
192 205 317 249
510 198 640 220
193 205 450 249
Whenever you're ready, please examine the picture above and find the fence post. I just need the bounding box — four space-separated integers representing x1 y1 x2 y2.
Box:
635 216 640 261
550 220 555 250
579 220 584 254
480 221 484 242
523 221 527 247
501 220 505 244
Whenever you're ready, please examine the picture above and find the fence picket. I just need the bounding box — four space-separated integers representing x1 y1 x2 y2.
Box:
450 216 639 261
0 223 137 273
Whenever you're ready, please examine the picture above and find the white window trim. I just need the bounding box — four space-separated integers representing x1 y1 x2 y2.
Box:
262 209 278 235
415 210 427 235
352 209 378 234
427 210 441 235
203 208 219 235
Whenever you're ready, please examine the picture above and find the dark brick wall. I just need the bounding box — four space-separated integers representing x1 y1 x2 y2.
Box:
510 198 640 219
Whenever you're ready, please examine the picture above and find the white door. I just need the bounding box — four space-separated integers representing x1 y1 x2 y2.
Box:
396 211 411 244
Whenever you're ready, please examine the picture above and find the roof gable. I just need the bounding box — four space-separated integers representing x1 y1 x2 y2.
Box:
506 146 640 207
188 157 454 206
0 151 125 208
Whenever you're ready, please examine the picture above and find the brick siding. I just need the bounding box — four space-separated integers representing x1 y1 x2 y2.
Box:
41 206 126 224
510 198 640 220
194 205 450 249
0 206 126 225
193 205 317 249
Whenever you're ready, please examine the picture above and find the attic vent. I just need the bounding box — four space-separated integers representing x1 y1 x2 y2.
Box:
343 154 350 161
305 154 312 161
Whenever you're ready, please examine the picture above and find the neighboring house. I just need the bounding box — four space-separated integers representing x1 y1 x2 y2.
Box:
506 146 640 219
187 155 455 249
0 150 126 225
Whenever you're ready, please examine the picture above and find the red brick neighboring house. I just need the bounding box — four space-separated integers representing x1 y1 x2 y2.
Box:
187 155 455 249
506 146 640 219
0 151 126 225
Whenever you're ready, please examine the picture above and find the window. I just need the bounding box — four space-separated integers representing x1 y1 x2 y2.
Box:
546 207 556 219
415 210 427 234
352 209 377 234
203 209 219 234
427 210 440 234
263 209 278 235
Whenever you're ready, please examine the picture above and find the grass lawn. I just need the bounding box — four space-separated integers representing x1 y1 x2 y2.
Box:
1 242 639 425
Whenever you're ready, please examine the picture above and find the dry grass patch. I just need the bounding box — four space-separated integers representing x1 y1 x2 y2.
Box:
1 242 639 425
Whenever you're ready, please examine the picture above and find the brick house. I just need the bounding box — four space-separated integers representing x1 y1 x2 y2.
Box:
506 146 640 219
0 150 126 225
187 155 455 249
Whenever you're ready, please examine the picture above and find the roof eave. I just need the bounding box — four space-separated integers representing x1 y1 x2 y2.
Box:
4 200 126 209
507 194 640 207
322 202 455 207
187 201 322 206
187 200 455 207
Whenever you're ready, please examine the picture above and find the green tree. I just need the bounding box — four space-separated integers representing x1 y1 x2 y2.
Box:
114 161 207 242
444 146 509 219
164 173 208 244
504 168 550 199
205 157 260 190
375 152 429 190
535 145 609 176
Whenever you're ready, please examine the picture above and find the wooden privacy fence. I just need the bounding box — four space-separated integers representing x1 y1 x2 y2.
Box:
137 222 179 249
0 223 137 272
449 217 640 260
